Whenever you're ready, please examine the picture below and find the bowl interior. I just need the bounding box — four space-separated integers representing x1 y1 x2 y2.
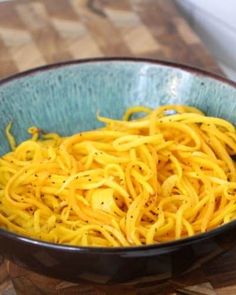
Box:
0 60 236 155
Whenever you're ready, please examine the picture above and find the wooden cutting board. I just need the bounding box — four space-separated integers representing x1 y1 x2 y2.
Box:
0 0 234 294
0 0 221 78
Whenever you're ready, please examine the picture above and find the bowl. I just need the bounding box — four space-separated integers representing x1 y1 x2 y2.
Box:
0 58 236 285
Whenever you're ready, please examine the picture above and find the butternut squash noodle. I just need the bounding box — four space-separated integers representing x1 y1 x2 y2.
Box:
1 104 236 247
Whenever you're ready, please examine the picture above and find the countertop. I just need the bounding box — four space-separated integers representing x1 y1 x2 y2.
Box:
0 0 234 294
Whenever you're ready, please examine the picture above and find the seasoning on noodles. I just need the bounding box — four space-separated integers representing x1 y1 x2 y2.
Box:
1 104 236 247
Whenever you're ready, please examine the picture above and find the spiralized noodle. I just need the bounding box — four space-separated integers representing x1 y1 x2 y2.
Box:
1 104 236 247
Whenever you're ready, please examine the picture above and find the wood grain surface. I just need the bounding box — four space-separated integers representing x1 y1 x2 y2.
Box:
0 0 222 78
0 0 233 294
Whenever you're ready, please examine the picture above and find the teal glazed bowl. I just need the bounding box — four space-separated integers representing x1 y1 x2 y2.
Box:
1 58 236 285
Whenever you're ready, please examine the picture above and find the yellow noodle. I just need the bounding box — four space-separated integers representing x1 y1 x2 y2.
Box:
5 122 16 150
123 106 152 121
0 104 236 247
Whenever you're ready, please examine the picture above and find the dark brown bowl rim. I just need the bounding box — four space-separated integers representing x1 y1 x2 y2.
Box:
1 57 236 254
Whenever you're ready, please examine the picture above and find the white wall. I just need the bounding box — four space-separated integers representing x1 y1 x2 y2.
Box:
176 0 236 81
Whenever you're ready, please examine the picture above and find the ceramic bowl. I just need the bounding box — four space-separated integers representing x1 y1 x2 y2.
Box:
0 58 236 285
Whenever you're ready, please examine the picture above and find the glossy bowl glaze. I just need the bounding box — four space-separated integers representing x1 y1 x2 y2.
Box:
1 58 236 285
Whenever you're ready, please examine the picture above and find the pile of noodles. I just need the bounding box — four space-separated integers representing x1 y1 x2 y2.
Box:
0 104 236 247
